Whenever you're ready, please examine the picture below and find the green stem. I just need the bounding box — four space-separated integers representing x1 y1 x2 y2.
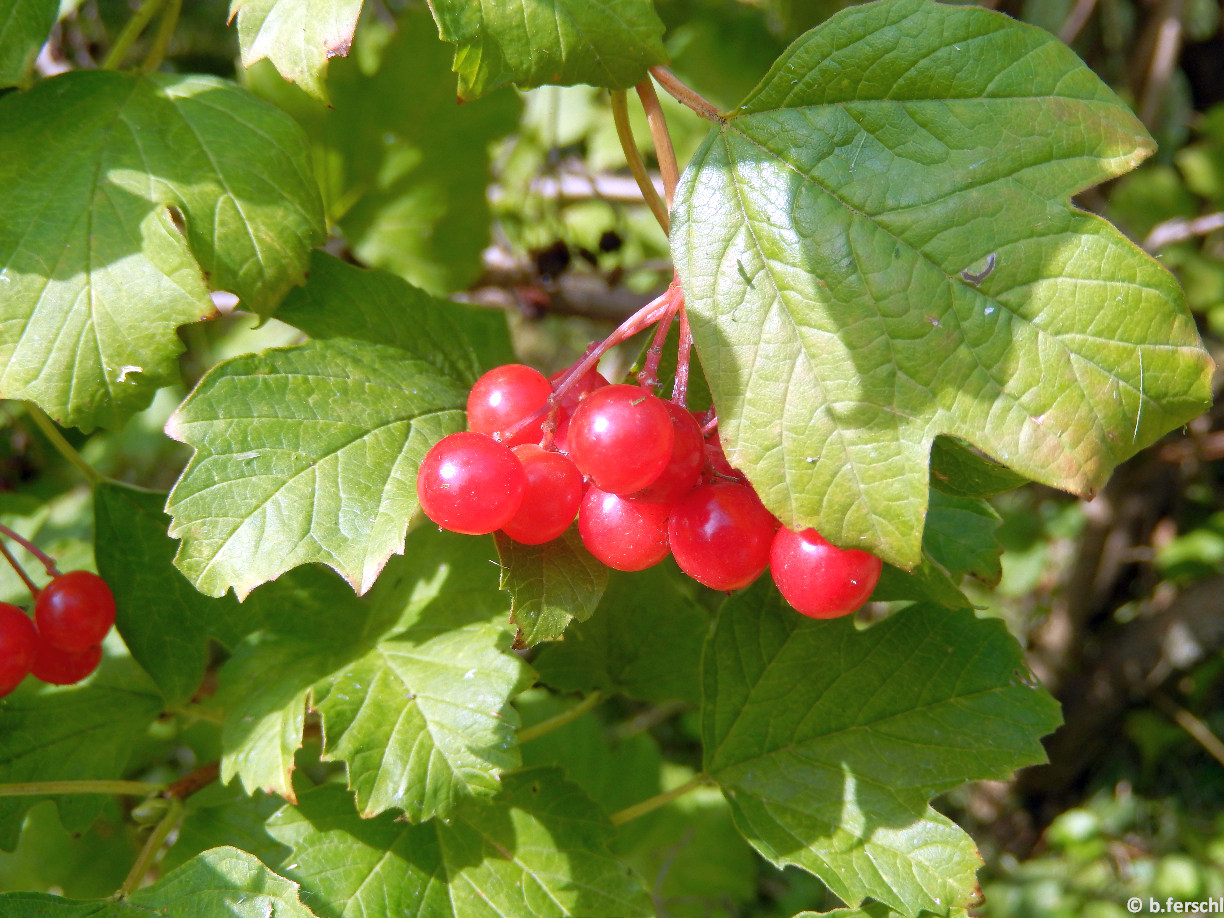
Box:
609 773 710 826
100 0 168 70
139 0 181 74
649 66 723 123
518 691 603 744
116 796 182 898
25 402 104 488
610 90 670 234
635 79 679 208
0 779 166 797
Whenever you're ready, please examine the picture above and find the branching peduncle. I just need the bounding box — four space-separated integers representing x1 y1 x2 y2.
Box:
673 303 694 406
139 0 181 74
100 0 169 71
609 773 712 826
0 522 61 579
518 691 603 744
635 79 679 208
25 403 104 488
0 539 40 598
610 90 670 234
649 66 723 123
115 795 182 899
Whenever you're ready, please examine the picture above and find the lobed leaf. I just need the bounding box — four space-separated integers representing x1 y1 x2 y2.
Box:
166 338 466 599
702 585 1062 914
267 770 654 917
428 0 668 101
0 71 324 429
671 0 1213 569
230 0 364 100
495 528 609 644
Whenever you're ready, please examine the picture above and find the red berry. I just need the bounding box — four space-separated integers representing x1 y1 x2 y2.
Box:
501 445 585 545
770 527 882 619
669 482 777 590
31 638 101 686
34 571 115 652
634 403 705 503
467 364 552 446
566 385 673 494
551 368 609 453
578 487 671 571
703 429 746 484
0 603 37 698
417 432 526 535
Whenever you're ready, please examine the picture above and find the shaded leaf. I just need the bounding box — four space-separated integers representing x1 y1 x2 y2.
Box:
267 770 653 917
276 250 513 384
166 338 466 598
671 0 1213 569
0 0 57 87
496 528 609 644
0 71 324 429
0 652 162 850
532 563 707 705
429 0 668 101
230 0 364 100
703 584 1061 913
928 437 1030 499
94 483 255 705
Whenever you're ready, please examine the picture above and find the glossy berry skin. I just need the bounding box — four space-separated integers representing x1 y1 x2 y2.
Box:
501 445 585 545
770 527 882 619
550 368 609 453
31 637 102 686
467 364 552 446
566 385 673 495
634 404 705 503
0 603 37 698
703 429 746 484
578 487 671 572
669 482 777 590
34 571 115 652
417 432 526 535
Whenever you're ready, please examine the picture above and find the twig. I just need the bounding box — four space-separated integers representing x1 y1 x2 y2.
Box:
0 522 61 579
518 692 603 744
24 403 104 487
1059 0 1098 44
610 90 670 233
0 540 39 598
636 79 679 207
1152 693 1224 769
138 0 180 73
649 67 723 123
0 779 166 797
115 796 181 898
100 0 168 70
1138 0 1186 131
1143 212 1224 251
673 303 694 406
609 773 710 826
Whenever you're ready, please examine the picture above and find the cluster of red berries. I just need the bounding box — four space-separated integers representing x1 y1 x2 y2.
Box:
416 362 882 618
0 571 114 697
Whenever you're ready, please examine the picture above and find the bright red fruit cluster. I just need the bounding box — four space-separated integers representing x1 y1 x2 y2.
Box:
416 350 882 618
0 570 114 698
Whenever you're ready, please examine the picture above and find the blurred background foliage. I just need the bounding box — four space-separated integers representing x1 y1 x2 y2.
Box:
2 0 1223 915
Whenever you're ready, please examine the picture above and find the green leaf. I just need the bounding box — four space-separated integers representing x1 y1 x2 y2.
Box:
94 483 254 705
428 0 668 101
0 846 315 916
165 338 466 598
267 770 654 917
928 437 1030 499
533 563 708 705
248 9 521 294
230 0 364 100
0 0 58 87
0 71 325 430
218 529 525 821
702 585 1062 914
276 250 513 385
162 782 291 875
0 652 162 850
671 0 1213 569
495 528 609 644
870 491 1003 609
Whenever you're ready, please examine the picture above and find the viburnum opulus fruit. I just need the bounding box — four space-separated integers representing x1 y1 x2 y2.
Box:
578 487 671 571
501 445 584 545
565 384 673 494
467 364 552 446
770 527 883 619
416 431 526 535
668 482 778 590
0 603 37 697
34 570 116 652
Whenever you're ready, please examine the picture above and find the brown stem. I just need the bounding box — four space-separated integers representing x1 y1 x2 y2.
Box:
636 79 679 207
0 540 40 599
164 761 219 800
673 302 693 406
649 66 723 123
